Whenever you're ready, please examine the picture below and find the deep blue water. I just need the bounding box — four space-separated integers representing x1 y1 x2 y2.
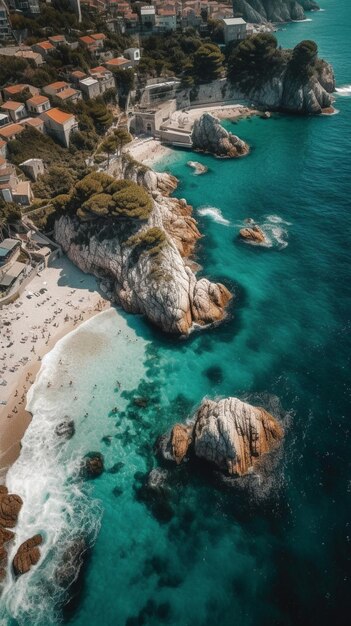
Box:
2 2 351 625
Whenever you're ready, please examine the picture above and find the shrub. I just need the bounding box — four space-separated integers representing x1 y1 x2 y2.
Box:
126 227 167 258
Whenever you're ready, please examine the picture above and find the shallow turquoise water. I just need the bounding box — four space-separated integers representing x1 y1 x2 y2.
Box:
2 2 351 625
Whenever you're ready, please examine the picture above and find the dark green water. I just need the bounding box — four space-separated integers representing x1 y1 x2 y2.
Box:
2 2 350 625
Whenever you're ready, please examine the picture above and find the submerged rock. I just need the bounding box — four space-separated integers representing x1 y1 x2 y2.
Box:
159 397 283 477
55 419 75 439
187 161 208 175
83 452 104 478
55 538 87 588
191 113 249 158
239 225 266 244
13 534 42 576
0 489 23 528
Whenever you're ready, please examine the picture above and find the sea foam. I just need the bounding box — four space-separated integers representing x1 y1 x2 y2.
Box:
335 85 351 96
197 206 230 226
0 309 147 626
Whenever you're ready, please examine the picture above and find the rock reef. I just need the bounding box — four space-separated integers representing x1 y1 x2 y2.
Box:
13 535 42 576
233 0 319 23
158 397 283 477
191 113 249 158
55 158 232 335
239 224 266 244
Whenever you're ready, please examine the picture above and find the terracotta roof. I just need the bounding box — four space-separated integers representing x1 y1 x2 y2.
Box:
79 35 95 45
106 57 130 66
36 41 54 50
0 124 24 139
90 65 106 73
4 84 27 95
91 33 106 40
21 118 44 128
71 70 87 78
27 95 49 106
49 35 66 42
55 88 79 100
0 140 6 149
1 101 24 111
43 108 75 124
46 81 69 90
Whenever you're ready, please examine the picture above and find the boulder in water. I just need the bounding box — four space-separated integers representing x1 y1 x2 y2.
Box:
13 534 42 576
55 538 87 588
55 419 75 439
0 490 23 528
83 452 104 478
170 424 192 464
187 161 209 175
239 225 266 244
159 397 283 477
191 113 249 158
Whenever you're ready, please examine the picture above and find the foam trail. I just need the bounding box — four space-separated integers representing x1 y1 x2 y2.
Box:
197 206 230 226
335 85 351 96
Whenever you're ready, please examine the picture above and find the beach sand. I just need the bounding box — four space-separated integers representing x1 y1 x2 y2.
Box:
0 256 109 477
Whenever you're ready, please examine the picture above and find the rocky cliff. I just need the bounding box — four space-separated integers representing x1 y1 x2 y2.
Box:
54 159 231 335
233 0 319 23
191 113 249 158
158 397 284 477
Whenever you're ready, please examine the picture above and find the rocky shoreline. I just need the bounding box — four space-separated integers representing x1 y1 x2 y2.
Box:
55 158 232 335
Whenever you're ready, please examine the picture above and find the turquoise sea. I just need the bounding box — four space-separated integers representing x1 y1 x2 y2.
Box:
1 1 351 624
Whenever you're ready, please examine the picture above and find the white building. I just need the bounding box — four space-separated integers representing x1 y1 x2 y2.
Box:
221 17 247 44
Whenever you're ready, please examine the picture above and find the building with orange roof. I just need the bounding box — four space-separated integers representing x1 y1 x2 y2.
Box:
40 108 78 147
0 123 25 141
89 66 116 93
3 83 39 100
55 87 82 103
79 35 97 52
26 95 51 116
0 101 27 123
32 41 55 56
43 81 70 97
14 50 44 66
19 117 45 133
48 35 67 47
70 70 88 84
105 57 133 71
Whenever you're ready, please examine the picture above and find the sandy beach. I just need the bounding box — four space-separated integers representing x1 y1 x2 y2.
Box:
126 104 259 167
0 256 109 477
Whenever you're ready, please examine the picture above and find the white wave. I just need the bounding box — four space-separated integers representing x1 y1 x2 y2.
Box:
335 85 351 96
197 206 230 226
292 18 312 22
265 214 292 226
0 309 147 626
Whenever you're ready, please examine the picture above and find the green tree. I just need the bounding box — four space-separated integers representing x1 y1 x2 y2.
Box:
227 34 284 88
193 43 224 83
288 40 318 80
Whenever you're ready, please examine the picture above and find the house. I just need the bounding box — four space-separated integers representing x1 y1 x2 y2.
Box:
156 10 177 32
40 108 78 147
89 66 115 93
48 34 67 47
0 123 24 141
123 48 140 65
8 0 40 15
0 113 10 128
19 158 45 181
70 70 88 85
105 57 133 71
3 84 39 100
11 181 33 205
79 77 100 100
32 40 55 56
15 50 44 66
43 81 70 97
26 94 51 116
79 35 98 52
140 6 156 30
90 33 106 48
221 17 247 44
0 101 27 123
0 239 21 271
19 117 45 133
123 12 139 31
55 87 82 104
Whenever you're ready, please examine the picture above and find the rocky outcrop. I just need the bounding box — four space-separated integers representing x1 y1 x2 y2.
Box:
187 161 208 175
83 452 104 478
191 113 249 158
158 397 283 477
55 160 232 335
233 0 319 23
239 225 266 244
0 487 23 528
13 534 42 576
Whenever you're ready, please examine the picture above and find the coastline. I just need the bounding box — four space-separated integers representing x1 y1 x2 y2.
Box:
126 104 259 167
0 256 109 477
